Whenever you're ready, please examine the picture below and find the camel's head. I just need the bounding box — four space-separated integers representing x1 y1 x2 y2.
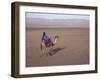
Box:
54 35 59 39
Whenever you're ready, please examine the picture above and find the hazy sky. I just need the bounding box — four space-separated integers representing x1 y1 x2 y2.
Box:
26 12 89 28
26 12 90 20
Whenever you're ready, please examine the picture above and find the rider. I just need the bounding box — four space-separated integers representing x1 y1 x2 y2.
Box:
42 32 52 46
42 32 49 42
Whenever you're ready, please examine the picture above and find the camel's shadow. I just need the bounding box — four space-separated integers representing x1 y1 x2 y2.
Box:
49 47 66 56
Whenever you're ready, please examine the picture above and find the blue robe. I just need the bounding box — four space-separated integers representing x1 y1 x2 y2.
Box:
42 34 49 41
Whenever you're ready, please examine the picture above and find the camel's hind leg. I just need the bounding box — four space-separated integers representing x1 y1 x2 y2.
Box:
41 42 49 57
40 42 53 57
41 47 49 57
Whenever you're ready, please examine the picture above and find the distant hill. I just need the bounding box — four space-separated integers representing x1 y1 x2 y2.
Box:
26 18 89 28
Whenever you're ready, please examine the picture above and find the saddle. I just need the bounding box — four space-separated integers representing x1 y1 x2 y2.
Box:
44 39 54 47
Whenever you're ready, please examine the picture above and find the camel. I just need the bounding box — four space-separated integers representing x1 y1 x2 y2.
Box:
40 35 59 56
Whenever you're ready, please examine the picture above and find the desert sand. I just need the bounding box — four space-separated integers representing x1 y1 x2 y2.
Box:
26 28 89 67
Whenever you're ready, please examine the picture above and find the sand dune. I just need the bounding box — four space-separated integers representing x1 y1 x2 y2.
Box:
26 28 89 67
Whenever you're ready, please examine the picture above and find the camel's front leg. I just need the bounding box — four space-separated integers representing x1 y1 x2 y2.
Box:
48 46 53 56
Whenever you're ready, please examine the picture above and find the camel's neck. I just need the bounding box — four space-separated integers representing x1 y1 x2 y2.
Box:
53 38 57 44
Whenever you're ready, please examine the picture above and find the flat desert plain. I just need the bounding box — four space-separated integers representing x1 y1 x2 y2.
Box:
26 28 89 67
